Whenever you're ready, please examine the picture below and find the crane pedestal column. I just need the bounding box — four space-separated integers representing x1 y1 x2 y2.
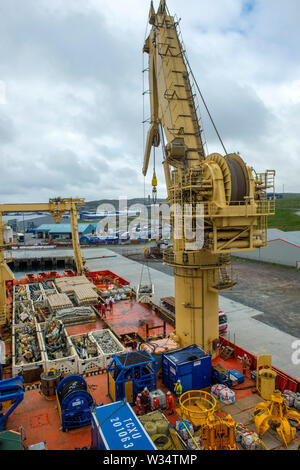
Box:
167 249 221 357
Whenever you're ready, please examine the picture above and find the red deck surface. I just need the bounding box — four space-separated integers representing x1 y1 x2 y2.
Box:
66 299 174 339
102 299 174 338
4 352 258 450
6 373 110 450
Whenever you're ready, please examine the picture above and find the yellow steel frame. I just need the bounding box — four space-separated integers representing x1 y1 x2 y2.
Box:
254 390 300 447
0 197 85 325
178 390 216 427
142 1 275 355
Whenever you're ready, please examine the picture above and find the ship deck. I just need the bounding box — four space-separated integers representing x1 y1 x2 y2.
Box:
2 293 176 450
2 271 300 451
6 352 300 451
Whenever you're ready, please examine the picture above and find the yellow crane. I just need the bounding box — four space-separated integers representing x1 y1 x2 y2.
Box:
0 197 85 326
143 1 275 356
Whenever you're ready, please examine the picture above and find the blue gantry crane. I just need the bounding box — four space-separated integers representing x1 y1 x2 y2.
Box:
0 376 24 431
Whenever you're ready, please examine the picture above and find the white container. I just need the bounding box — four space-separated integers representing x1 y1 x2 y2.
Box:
38 321 78 375
149 389 166 410
70 332 105 374
3 226 13 244
90 329 126 368
12 320 45 377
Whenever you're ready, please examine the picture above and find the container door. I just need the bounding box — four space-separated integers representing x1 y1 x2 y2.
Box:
192 360 203 389
162 357 169 387
168 365 178 393
181 373 192 393
162 358 174 390
193 358 211 388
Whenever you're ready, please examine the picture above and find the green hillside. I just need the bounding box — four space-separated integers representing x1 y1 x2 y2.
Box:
268 198 300 231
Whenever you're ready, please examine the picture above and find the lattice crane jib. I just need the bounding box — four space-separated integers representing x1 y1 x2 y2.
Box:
142 1 275 355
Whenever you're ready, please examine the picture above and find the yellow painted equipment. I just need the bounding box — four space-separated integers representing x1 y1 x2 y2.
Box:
178 390 216 427
254 390 300 447
0 197 86 326
178 390 237 450
197 414 237 450
256 354 277 400
142 0 275 356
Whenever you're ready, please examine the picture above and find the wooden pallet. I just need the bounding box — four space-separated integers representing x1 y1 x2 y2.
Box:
220 345 235 360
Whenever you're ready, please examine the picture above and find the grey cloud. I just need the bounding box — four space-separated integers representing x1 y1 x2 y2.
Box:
0 113 15 144
0 0 299 203
199 78 274 145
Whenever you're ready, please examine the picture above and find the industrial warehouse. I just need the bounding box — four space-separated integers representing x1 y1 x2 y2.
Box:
234 229 300 268
0 0 299 456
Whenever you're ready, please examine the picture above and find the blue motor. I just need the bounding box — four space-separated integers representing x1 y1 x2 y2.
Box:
56 375 94 432
0 376 24 431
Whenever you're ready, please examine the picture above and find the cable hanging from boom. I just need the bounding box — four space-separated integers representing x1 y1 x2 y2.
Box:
152 146 157 203
142 13 151 205
185 57 228 156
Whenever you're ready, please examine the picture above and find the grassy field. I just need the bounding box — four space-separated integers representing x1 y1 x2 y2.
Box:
82 197 300 232
268 198 300 231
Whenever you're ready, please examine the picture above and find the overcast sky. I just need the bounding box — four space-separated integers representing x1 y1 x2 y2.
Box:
0 0 299 204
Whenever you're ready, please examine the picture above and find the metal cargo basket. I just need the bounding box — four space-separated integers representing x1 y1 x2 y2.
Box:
12 319 45 381
90 329 126 368
37 320 78 375
70 332 105 374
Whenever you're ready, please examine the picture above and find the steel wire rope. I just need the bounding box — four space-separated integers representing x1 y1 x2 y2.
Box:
182 52 228 156
142 15 150 205
98 399 128 428
139 258 152 287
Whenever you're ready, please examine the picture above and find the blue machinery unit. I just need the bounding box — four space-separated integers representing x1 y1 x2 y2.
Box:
91 401 156 450
56 374 94 432
107 350 156 405
212 364 245 387
0 376 24 431
162 345 212 393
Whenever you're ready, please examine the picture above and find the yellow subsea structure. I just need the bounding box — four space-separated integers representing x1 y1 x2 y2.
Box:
254 390 300 447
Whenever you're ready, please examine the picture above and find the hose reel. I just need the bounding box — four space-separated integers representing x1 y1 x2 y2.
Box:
56 374 94 432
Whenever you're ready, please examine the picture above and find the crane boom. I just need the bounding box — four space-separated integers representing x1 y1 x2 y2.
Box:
143 1 275 355
143 1 205 177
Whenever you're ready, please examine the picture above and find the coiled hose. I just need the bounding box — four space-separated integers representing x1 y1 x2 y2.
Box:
59 378 86 403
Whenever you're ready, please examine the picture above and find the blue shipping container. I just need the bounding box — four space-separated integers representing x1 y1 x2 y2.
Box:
91 401 156 450
162 345 212 393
